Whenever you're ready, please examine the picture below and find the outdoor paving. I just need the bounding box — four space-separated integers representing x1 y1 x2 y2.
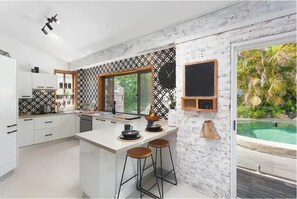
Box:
237 168 296 198
237 145 296 181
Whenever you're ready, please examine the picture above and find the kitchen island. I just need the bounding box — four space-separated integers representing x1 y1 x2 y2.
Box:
75 117 177 198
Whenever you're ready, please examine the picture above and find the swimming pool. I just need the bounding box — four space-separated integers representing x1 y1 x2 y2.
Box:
237 120 297 145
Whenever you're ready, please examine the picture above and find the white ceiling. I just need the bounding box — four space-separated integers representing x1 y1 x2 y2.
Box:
0 1 238 62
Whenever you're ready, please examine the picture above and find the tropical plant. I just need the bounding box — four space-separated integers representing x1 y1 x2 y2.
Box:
237 43 296 119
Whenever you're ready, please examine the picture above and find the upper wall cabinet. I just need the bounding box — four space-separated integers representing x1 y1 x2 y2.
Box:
19 72 32 98
32 73 58 90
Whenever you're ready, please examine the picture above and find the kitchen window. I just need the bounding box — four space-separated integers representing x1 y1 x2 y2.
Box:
99 67 153 115
54 70 77 111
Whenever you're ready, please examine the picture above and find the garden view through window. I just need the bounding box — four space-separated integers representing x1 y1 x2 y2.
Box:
236 42 296 198
104 70 152 115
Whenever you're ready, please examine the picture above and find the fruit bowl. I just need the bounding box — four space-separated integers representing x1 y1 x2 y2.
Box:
144 115 160 122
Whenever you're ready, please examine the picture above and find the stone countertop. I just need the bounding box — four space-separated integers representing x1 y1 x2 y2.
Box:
75 117 177 154
19 111 77 119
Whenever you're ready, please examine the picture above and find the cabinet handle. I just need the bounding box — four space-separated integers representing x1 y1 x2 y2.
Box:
47 87 54 88
101 119 105 122
37 86 44 88
24 119 33 121
7 124 17 128
7 130 17 134
45 133 52 137
22 96 31 98
96 118 100 121
45 121 53 124
110 121 116 124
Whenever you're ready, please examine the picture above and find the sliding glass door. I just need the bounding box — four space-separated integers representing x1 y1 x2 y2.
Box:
231 33 296 198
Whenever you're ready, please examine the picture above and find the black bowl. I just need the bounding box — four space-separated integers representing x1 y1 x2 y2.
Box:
121 130 139 138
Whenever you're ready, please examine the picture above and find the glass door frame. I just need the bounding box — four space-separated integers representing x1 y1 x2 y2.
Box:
230 31 296 198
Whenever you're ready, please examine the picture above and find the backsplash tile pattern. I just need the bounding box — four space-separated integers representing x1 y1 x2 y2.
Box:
76 48 176 118
19 90 55 115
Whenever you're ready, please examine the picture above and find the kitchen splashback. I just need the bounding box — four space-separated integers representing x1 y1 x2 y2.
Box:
19 90 55 115
76 47 176 119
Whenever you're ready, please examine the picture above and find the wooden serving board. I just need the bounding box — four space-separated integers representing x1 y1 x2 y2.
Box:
114 114 141 120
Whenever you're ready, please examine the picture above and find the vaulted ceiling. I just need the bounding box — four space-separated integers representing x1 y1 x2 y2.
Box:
0 1 238 62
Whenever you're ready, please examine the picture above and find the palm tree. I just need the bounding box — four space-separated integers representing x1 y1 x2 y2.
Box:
237 43 296 118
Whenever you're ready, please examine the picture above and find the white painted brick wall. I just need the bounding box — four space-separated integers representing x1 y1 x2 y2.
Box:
69 1 296 70
175 14 296 198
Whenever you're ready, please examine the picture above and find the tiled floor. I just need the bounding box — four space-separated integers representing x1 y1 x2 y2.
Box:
0 138 209 198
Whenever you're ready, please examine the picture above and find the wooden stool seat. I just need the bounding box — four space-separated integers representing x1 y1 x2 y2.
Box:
149 139 169 148
127 147 152 159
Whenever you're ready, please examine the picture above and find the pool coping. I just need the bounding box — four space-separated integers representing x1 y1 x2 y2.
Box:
237 135 297 159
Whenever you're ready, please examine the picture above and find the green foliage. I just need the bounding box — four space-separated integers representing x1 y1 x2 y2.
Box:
115 74 137 113
237 43 296 118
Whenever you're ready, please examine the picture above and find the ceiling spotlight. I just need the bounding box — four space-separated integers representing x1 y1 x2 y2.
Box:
46 22 53 30
51 14 59 24
41 13 59 35
41 27 48 35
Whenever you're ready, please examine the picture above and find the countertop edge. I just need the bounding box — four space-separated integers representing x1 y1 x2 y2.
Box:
75 127 178 154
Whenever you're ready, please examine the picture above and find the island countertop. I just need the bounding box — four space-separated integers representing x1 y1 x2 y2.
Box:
75 117 177 154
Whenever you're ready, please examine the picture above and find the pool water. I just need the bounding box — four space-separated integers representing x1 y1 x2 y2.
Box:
237 121 297 145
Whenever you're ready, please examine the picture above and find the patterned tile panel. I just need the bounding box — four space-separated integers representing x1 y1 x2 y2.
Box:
19 90 56 115
76 48 176 119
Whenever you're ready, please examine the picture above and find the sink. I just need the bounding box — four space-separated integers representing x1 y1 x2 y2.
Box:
92 112 113 116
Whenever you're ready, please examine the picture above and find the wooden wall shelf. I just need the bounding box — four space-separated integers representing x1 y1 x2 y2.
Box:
182 59 218 112
182 97 217 112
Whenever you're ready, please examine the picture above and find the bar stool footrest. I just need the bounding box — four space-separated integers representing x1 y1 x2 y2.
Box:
157 169 177 185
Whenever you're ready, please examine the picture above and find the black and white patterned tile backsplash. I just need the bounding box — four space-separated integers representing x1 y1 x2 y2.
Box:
76 48 176 119
19 90 55 115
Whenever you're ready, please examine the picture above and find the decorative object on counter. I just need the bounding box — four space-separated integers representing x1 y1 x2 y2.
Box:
145 114 160 127
200 120 221 140
182 59 218 112
117 135 143 142
124 124 133 131
31 67 39 73
146 123 163 132
120 130 140 139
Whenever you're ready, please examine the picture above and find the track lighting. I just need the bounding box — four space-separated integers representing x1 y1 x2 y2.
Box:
41 26 48 35
51 14 59 24
46 22 53 30
41 14 59 35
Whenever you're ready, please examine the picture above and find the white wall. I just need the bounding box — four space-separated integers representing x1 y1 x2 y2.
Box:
0 33 68 73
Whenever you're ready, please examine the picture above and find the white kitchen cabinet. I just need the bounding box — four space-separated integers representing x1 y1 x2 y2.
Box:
18 118 34 147
75 114 80 133
32 73 46 89
0 55 17 177
32 73 57 90
34 116 61 130
92 117 124 130
18 72 32 98
34 128 58 144
45 74 58 89
58 114 75 138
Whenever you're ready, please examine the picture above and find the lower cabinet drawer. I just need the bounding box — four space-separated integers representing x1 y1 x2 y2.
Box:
34 128 58 144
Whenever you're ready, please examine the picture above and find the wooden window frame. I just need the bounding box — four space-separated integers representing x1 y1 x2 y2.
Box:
54 69 77 110
98 66 154 113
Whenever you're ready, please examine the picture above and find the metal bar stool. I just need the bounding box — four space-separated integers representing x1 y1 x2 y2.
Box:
117 147 161 199
145 139 177 198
